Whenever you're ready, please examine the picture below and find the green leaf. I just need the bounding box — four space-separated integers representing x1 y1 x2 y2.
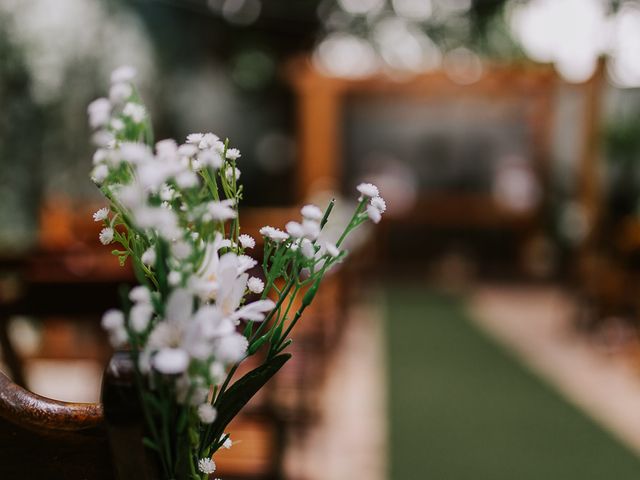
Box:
142 437 160 452
207 354 291 448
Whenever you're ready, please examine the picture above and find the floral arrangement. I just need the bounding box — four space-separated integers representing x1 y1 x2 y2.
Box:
88 66 385 479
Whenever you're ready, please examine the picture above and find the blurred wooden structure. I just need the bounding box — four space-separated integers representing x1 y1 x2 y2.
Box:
287 57 605 274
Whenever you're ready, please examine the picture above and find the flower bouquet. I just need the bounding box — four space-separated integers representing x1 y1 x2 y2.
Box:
89 66 386 479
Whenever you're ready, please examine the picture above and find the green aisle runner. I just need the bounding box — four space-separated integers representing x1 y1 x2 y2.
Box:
386 287 640 480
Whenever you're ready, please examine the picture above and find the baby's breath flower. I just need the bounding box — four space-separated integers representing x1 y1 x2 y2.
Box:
357 182 379 198
302 219 320 240
122 102 146 123
285 221 304 238
153 348 190 375
197 403 217 424
208 200 236 221
325 242 340 258
101 309 124 330
238 234 255 249
247 277 265 294
130 304 153 333
200 134 219 149
222 436 233 449
110 118 125 132
366 204 382 224
109 82 132 104
129 285 151 304
99 227 114 245
259 226 289 243
186 133 204 144
198 458 216 474
141 247 156 266
300 238 315 259
93 207 109 222
199 149 224 169
120 142 153 164
301 204 323 221
224 165 241 182
176 170 199 189
87 97 111 128
371 196 386 213
111 65 137 84
168 271 182 286
225 148 241 160
178 144 199 157
91 164 109 184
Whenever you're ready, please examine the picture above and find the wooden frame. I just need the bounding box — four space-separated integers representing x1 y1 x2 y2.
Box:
287 57 604 232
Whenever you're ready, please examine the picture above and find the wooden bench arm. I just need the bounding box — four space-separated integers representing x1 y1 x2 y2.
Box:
0 369 103 431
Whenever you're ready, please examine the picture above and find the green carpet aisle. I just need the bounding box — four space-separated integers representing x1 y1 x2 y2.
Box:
386 287 640 480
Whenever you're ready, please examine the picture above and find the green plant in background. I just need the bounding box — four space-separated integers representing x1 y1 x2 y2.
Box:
90 67 386 479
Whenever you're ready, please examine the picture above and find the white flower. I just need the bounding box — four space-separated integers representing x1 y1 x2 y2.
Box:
153 347 190 375
101 309 125 330
134 207 181 240
371 196 386 213
129 285 151 304
87 98 111 128
99 227 114 245
214 333 248 363
111 65 137 84
259 226 289 243
172 241 192 260
225 148 241 160
160 184 176 201
178 144 199 157
120 142 153 164
92 207 109 222
197 403 217 424
231 299 275 323
141 247 156 266
200 133 220 149
108 326 128 348
109 82 132 104
92 149 109 165
92 130 115 147
325 242 340 258
357 182 379 198
186 133 204 144
238 234 255 249
123 102 146 123
300 238 315 259
91 164 109 184
222 435 232 449
209 362 225 384
198 458 216 475
168 271 182 286
224 165 241 183
247 277 264 294
156 139 178 159
302 219 320 240
176 170 199 189
366 204 382 224
285 221 304 238
110 118 125 132
130 303 153 333
301 204 323 221
198 149 224 169
208 200 237 221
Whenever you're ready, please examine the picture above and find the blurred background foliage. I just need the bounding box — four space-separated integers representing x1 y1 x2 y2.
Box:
1 0 640 250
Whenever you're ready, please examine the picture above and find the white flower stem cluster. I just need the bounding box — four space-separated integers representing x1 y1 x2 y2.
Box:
90 67 385 480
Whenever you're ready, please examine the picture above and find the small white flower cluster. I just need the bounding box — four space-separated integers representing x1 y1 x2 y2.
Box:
357 182 386 224
91 66 385 474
